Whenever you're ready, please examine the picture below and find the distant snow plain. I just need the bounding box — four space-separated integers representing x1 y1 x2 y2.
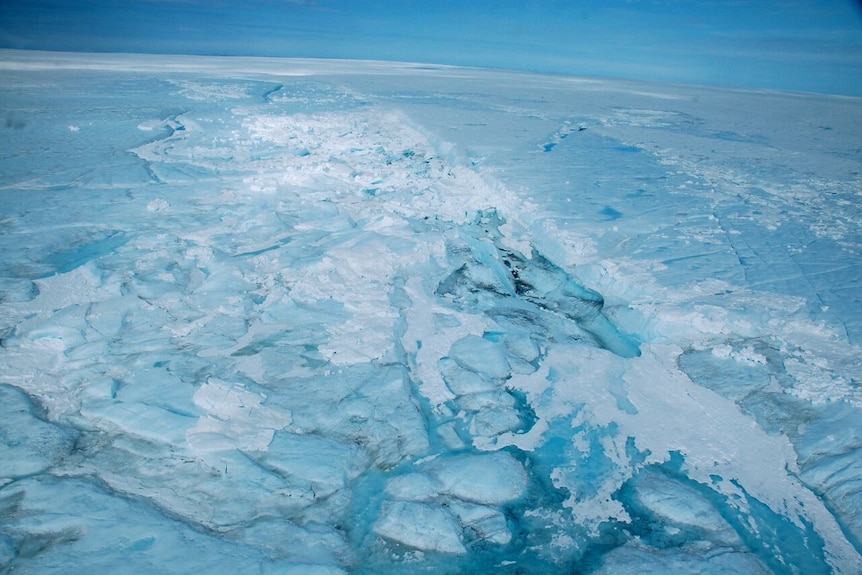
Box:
1 50 861 574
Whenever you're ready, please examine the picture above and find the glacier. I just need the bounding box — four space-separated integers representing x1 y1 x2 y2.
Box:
1 50 861 574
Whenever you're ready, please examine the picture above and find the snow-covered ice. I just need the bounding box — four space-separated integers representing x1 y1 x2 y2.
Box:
1 50 861 574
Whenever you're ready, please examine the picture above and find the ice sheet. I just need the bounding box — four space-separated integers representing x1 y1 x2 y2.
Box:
1 51 861 574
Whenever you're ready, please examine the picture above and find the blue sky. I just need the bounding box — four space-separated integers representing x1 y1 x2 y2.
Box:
2 0 861 95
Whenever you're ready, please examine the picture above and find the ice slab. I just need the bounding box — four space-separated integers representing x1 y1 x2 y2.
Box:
374 501 466 554
592 541 771 575
426 451 528 505
0 385 74 482
448 500 512 545
0 476 344 574
447 335 511 380
628 469 740 545
261 431 367 498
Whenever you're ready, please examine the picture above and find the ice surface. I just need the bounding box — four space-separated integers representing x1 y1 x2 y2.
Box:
1 51 861 574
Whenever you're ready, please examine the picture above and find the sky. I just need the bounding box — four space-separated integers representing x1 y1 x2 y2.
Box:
1 0 861 95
